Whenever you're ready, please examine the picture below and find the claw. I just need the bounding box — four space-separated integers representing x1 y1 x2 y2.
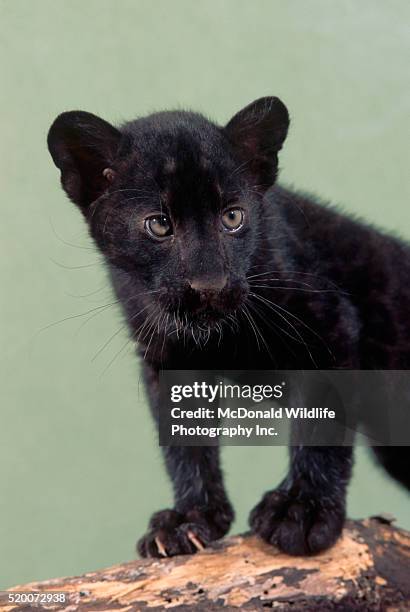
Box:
154 536 168 557
187 530 205 551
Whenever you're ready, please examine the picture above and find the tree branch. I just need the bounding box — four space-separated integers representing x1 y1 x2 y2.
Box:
1 518 409 611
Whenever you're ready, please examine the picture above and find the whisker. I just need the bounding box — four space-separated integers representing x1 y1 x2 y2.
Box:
99 303 159 376
92 303 152 362
243 301 273 358
249 283 343 294
64 285 107 299
246 298 295 362
99 335 134 378
49 218 96 251
249 277 317 288
160 312 170 364
143 311 162 360
249 292 318 366
241 304 261 351
49 257 104 270
246 269 345 291
38 300 121 334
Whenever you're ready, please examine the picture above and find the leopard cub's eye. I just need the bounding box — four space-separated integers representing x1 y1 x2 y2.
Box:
221 208 244 232
144 214 173 239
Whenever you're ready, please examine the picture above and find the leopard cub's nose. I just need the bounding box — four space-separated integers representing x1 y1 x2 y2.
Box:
188 275 228 293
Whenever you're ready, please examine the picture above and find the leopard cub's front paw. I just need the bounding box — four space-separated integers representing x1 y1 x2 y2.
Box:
249 487 345 556
137 505 232 558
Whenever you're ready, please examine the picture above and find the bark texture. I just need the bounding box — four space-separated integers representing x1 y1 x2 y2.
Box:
1 518 409 611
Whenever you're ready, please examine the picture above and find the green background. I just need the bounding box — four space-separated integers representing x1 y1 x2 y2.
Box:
1 0 409 589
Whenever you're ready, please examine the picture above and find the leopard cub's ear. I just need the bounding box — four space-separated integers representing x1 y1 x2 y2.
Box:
47 111 121 211
225 96 290 189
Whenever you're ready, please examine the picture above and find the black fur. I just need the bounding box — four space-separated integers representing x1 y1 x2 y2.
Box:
48 97 410 558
